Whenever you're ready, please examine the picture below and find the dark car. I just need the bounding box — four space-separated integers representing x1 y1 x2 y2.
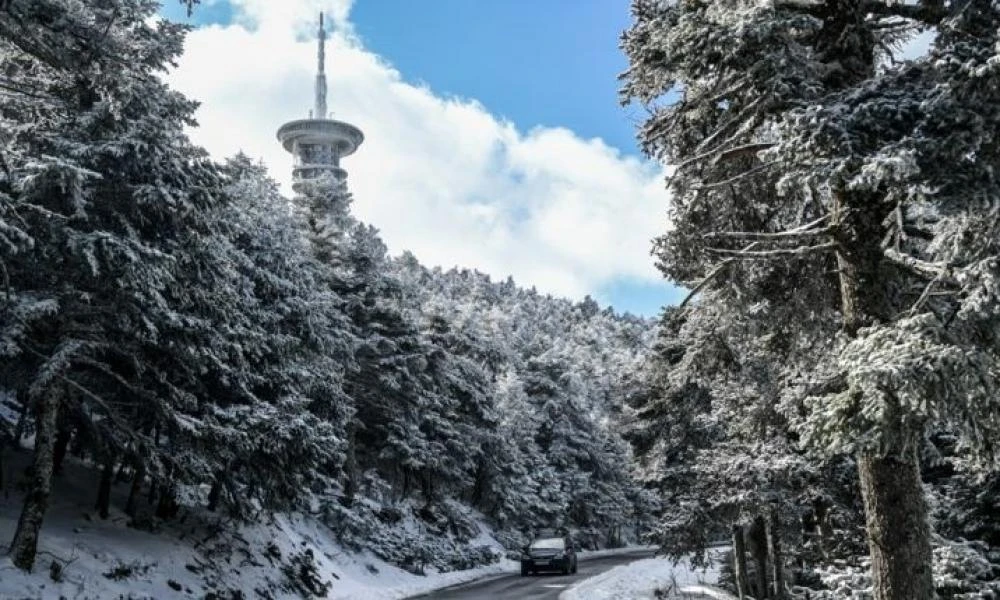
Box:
520 535 578 576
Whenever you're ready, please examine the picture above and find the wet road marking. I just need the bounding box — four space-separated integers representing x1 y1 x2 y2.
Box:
542 584 568 588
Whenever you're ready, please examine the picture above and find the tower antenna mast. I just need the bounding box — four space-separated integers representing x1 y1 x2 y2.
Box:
315 12 327 119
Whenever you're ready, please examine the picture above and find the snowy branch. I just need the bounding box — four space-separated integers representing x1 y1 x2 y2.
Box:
789 372 848 397
21 343 141 440
862 0 947 23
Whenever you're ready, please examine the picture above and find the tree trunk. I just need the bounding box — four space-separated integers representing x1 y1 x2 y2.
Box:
732 524 752 599
51 428 71 475
0 440 6 499
114 459 129 482
8 387 60 571
859 443 934 600
207 469 227 512
12 394 29 448
812 497 832 559
400 466 410 500
155 483 178 520
125 461 145 517
95 454 114 519
423 473 435 502
768 509 785 600
748 515 770 599
470 462 486 507
0 415 13 497
341 425 358 506
833 187 935 600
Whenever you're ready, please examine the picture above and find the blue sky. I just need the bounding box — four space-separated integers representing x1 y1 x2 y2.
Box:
162 0 684 316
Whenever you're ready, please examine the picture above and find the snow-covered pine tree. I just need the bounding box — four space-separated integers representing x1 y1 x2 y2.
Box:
621 1 1000 597
628 298 865 584
417 300 498 502
385 258 655 545
0 0 226 569
201 155 353 512
293 175 438 505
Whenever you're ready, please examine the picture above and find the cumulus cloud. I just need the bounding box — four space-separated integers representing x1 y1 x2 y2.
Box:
167 0 670 299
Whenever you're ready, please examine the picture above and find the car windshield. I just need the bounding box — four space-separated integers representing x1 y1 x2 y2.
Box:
530 538 564 550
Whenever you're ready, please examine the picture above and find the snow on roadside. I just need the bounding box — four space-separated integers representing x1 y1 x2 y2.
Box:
0 448 667 600
390 547 660 600
0 494 518 600
559 549 730 600
321 549 517 600
679 584 739 599
577 545 658 560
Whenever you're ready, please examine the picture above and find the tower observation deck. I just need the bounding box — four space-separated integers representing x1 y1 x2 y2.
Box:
276 13 363 190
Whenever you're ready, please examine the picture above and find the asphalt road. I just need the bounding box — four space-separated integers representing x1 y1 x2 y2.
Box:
412 549 657 600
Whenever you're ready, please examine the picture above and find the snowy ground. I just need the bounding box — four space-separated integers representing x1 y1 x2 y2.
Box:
0 450 656 599
559 548 735 600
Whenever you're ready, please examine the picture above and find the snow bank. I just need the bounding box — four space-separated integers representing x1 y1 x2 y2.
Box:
559 550 728 600
0 451 518 600
0 449 665 600
0 497 517 600
680 585 739 599
578 545 658 559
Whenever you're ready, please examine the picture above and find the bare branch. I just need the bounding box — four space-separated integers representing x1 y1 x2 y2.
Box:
706 241 838 259
704 224 833 242
678 262 727 309
882 248 957 283
712 143 775 165
905 271 948 318
693 161 778 191
679 242 764 308
682 217 837 306
789 213 834 233
676 101 769 171
679 237 837 308
895 204 904 251
693 96 766 155
61 375 140 441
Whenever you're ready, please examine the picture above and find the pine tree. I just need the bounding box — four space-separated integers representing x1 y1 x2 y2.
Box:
0 0 226 569
621 1 1000 597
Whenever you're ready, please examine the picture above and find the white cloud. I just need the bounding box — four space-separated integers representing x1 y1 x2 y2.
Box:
168 0 670 299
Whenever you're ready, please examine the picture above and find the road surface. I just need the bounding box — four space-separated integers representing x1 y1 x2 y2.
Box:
410 549 667 600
